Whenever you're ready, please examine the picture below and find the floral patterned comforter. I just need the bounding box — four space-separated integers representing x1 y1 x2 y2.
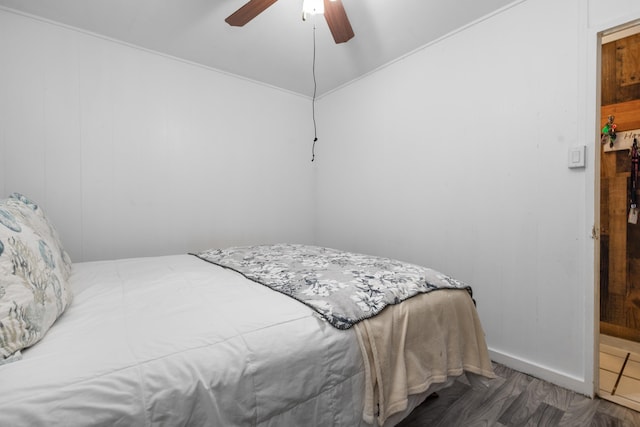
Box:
192 244 472 329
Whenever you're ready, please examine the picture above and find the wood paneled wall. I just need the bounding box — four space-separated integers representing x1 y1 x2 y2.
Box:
602 34 640 106
600 33 640 341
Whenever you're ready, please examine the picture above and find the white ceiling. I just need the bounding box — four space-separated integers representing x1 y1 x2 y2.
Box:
0 0 517 97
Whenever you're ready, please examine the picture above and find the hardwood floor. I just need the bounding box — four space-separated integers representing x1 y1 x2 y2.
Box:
600 334 640 411
397 363 640 426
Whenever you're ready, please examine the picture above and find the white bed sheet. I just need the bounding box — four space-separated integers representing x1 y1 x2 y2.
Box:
0 255 372 426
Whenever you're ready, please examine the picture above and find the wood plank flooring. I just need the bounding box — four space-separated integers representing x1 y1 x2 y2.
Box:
600 334 640 411
397 363 640 427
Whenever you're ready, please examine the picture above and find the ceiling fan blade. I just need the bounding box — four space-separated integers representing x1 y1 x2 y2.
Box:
225 0 278 27
323 0 354 44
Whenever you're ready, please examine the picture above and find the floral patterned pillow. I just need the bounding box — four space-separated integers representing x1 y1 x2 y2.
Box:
0 194 73 363
8 193 73 280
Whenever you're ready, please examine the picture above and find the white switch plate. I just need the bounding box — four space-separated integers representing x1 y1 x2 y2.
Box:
568 146 585 168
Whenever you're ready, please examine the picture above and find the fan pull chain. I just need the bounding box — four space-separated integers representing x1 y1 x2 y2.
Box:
311 24 318 162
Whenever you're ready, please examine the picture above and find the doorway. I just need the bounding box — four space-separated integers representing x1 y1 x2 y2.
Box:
598 24 640 411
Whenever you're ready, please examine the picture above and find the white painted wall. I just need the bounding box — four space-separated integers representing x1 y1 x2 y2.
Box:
589 0 640 30
314 0 639 394
0 10 316 262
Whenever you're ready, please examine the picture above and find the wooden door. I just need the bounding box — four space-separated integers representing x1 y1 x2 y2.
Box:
600 32 640 341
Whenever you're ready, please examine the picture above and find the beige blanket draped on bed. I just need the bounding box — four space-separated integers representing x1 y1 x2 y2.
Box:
354 289 495 425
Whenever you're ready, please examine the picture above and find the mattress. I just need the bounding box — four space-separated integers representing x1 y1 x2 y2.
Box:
0 254 490 426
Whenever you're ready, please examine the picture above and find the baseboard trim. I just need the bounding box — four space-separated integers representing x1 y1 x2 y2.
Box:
489 348 593 397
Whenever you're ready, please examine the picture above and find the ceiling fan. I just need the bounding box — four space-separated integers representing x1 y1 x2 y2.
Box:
225 0 354 44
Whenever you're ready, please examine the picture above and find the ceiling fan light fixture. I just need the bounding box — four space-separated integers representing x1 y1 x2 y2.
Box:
225 0 353 44
302 0 324 21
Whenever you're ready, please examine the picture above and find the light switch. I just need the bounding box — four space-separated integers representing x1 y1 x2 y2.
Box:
568 146 585 168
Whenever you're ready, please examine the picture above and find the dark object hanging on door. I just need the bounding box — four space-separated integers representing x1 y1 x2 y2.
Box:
631 138 639 208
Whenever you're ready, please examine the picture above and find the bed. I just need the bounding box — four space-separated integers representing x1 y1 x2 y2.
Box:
0 193 495 426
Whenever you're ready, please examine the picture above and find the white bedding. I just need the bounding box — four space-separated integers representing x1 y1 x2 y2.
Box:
1 255 368 426
0 254 478 426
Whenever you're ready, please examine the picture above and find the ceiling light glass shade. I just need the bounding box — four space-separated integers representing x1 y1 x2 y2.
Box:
302 0 324 20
